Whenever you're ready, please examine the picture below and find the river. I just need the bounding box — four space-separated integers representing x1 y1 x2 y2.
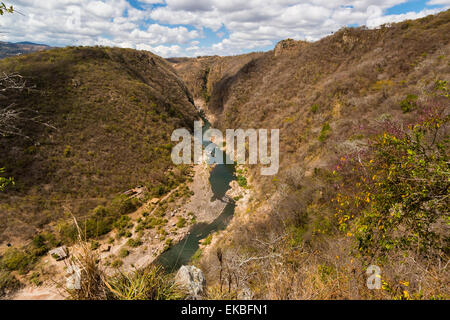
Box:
153 118 236 272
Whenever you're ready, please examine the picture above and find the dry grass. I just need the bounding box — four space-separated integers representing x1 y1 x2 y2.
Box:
64 219 186 300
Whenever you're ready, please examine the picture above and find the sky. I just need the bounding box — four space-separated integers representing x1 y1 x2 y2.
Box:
1 0 449 57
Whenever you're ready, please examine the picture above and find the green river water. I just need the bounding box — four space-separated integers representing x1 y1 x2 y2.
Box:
153 119 236 272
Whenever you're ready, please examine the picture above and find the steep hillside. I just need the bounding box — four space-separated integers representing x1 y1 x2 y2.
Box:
179 10 450 190
0 41 51 60
0 47 199 243
178 11 450 299
168 52 264 118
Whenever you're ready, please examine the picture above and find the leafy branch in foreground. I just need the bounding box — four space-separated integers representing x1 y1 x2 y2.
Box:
0 2 13 15
334 105 449 262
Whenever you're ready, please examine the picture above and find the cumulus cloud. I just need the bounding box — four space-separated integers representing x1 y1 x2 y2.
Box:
148 0 449 56
0 0 448 57
427 0 450 5
366 7 446 27
0 0 198 52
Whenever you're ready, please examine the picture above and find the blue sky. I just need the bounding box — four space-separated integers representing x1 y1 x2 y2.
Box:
1 1 449 57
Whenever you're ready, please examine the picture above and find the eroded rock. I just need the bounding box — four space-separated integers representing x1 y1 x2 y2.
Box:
175 265 206 299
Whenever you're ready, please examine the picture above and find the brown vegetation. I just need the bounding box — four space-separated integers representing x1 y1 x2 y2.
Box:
181 11 450 299
0 46 199 244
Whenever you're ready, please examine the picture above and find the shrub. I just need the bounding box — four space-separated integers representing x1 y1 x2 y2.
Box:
335 112 449 261
0 248 35 273
64 145 73 157
0 271 21 297
0 167 14 192
400 94 418 113
144 217 167 229
163 238 173 251
237 175 248 188
202 234 213 246
29 272 43 286
111 195 139 215
113 215 132 231
84 216 114 239
127 238 142 248
31 232 60 256
191 248 203 264
318 264 336 282
106 266 185 300
176 217 186 228
318 122 331 142
118 248 130 258
90 241 100 251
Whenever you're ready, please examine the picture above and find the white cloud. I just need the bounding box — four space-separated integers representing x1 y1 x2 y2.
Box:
427 0 450 5
0 0 200 54
367 7 448 27
136 43 183 56
0 0 449 57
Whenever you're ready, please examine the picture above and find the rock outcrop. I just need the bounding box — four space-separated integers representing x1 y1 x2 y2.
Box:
175 265 206 299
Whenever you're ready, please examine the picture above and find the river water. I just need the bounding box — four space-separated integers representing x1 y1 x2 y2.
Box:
153 119 236 272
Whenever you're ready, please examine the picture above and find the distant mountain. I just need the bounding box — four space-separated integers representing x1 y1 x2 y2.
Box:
0 41 51 59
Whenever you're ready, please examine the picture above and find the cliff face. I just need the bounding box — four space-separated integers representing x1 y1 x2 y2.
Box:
167 52 264 115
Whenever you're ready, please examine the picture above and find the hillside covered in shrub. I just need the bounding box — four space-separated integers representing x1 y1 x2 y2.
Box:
172 11 450 299
0 47 199 243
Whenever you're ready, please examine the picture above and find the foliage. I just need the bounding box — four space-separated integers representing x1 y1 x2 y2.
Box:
202 234 213 246
400 94 418 113
318 122 331 142
236 175 248 188
0 46 198 242
0 2 13 15
31 232 60 256
0 167 13 191
126 238 142 248
111 195 140 215
118 248 129 258
106 266 186 300
176 217 186 228
0 248 35 273
334 111 449 261
0 270 21 297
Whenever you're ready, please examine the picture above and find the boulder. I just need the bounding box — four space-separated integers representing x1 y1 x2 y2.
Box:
49 246 68 261
225 180 241 199
123 186 148 201
100 245 111 253
175 265 206 299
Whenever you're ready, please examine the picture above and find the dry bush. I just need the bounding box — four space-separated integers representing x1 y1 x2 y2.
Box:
65 241 110 300
65 231 185 300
